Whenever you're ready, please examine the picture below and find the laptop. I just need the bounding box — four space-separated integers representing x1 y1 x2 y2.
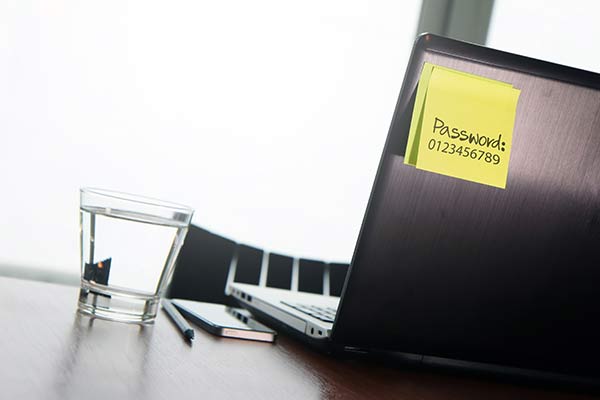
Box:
229 34 600 384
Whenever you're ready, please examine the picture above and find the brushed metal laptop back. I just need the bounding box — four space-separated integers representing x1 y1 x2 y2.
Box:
332 35 600 380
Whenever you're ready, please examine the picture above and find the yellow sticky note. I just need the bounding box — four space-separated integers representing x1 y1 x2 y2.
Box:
405 63 514 168
404 63 434 167
405 63 520 189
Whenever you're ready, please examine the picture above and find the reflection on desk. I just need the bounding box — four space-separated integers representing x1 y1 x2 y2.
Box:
0 276 594 400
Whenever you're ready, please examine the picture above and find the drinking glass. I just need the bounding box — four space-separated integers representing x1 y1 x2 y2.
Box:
78 188 194 323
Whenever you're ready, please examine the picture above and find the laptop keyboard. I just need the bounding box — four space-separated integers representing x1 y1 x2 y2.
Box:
281 301 337 323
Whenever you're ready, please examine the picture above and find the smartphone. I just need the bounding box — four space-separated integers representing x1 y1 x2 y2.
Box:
171 298 277 343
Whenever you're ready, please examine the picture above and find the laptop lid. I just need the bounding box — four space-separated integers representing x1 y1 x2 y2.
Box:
332 34 600 379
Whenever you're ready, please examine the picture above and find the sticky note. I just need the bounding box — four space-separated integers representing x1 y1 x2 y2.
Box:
404 63 520 189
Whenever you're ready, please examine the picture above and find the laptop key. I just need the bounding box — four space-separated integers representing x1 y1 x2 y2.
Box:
281 301 338 323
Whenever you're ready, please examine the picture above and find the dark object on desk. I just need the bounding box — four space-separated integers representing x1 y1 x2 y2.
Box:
162 299 194 341
266 252 294 289
328 262 349 297
167 225 349 304
298 259 325 294
168 226 237 305
83 257 111 286
233 244 263 285
231 33 600 386
172 299 276 343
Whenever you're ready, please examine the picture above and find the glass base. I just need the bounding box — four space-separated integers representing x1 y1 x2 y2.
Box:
78 281 159 324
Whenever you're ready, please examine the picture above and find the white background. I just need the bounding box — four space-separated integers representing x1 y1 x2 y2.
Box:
488 0 600 73
0 0 421 276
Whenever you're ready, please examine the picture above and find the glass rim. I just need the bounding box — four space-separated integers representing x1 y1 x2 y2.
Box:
80 187 194 215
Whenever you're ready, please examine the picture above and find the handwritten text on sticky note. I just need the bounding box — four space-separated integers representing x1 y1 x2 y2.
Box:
404 63 520 189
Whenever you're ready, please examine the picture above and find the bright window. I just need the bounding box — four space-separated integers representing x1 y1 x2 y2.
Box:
488 0 600 73
0 1 421 276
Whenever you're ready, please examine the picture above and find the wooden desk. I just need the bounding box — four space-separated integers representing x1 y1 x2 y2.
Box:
0 276 592 399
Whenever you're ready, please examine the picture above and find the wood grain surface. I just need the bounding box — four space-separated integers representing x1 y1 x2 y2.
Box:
0 276 594 399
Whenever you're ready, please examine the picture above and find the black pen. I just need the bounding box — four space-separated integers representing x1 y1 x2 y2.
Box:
162 299 195 341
